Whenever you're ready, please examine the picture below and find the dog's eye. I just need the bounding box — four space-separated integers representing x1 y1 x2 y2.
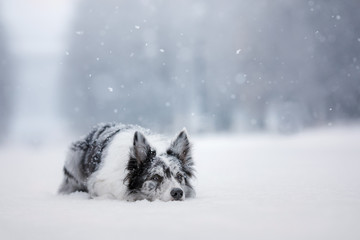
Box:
150 149 156 158
176 173 183 183
151 174 163 182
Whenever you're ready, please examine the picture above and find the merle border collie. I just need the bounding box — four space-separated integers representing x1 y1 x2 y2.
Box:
58 123 195 201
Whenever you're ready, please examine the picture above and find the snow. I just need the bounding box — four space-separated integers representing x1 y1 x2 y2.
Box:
75 31 84 36
1 127 360 240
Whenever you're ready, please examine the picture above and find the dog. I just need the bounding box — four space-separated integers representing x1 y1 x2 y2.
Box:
58 123 195 201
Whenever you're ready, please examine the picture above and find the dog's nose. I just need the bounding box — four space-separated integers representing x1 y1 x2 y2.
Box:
170 188 183 200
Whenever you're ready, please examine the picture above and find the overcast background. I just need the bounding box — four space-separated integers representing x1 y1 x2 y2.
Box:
0 0 359 145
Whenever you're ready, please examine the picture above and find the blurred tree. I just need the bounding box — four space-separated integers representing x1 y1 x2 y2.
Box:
0 21 13 142
61 0 207 133
234 0 360 132
236 1 317 132
308 0 360 122
61 0 360 134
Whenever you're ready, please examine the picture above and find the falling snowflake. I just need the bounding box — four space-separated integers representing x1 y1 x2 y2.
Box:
75 31 84 35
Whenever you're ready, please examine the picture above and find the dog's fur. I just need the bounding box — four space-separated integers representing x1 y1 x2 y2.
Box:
58 123 195 201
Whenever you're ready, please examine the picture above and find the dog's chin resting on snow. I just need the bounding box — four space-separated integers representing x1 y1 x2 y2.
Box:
58 123 196 201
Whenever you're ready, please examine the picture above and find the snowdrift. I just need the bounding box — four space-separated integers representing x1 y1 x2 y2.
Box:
1 127 359 240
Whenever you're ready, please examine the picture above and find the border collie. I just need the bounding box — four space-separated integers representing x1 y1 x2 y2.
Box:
58 123 195 201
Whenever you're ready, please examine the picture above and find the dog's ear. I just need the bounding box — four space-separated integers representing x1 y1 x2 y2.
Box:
132 131 152 164
168 128 192 165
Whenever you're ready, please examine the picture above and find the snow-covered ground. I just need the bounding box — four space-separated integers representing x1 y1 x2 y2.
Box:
1 127 360 240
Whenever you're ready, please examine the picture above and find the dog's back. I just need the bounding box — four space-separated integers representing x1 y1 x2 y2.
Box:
58 123 136 194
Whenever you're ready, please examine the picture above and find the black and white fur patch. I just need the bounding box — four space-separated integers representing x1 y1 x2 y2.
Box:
58 123 195 201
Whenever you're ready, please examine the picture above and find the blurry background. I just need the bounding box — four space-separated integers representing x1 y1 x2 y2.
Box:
1 2 360 239
0 0 359 145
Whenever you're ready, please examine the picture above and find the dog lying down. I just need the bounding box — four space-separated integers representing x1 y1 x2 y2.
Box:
58 123 195 201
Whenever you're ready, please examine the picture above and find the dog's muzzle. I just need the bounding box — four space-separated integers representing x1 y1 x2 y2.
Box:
170 188 183 201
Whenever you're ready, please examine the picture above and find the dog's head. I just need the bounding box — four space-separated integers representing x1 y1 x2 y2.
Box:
126 129 195 201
